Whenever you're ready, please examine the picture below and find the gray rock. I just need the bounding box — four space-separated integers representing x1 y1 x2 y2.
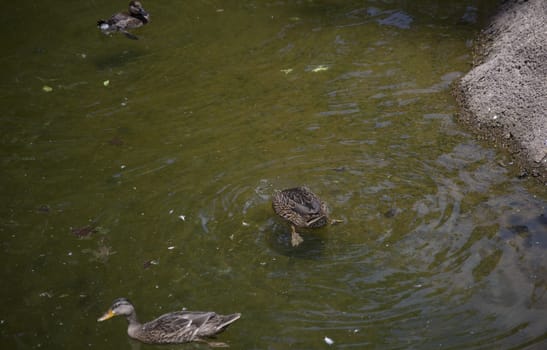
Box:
454 0 547 183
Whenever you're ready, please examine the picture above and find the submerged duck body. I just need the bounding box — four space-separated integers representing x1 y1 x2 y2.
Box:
98 1 150 40
97 298 241 345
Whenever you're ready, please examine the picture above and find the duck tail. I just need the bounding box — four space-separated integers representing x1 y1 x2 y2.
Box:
97 20 110 30
217 313 241 331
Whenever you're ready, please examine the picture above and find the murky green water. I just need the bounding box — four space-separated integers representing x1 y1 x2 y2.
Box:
2 1 546 349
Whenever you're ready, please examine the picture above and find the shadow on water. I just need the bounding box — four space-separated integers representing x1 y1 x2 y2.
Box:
92 48 149 70
267 221 328 260
501 213 547 249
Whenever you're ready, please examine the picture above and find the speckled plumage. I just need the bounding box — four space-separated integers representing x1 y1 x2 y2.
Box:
272 186 329 228
97 1 150 40
272 186 331 246
97 298 240 345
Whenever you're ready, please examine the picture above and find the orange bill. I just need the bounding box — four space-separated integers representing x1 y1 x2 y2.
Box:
97 309 116 322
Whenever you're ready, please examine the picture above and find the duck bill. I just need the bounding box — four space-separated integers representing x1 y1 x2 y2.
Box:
140 10 150 23
97 309 116 322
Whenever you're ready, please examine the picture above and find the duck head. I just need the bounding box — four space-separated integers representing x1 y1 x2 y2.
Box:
129 1 150 24
97 298 136 321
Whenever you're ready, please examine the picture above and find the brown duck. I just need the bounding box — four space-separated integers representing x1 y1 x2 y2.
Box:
272 186 341 246
97 1 150 40
97 298 241 346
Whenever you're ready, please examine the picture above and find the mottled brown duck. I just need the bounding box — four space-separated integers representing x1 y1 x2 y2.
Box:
272 186 341 246
97 298 240 347
97 1 150 40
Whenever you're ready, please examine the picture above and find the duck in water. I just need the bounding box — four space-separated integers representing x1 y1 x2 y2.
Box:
97 1 150 40
272 186 342 246
97 298 241 346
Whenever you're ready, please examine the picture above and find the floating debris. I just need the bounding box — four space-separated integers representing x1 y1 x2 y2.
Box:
143 259 159 269
36 205 50 213
71 225 97 238
307 65 329 72
103 80 110 87
178 215 186 221
42 85 53 92
280 68 293 74
83 245 116 263
108 136 124 146
167 246 175 250
324 336 334 345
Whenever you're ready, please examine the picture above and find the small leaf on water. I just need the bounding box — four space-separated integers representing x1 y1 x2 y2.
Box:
311 65 329 72
42 85 53 92
103 80 110 87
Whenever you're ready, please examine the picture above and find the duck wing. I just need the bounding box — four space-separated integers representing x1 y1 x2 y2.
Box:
110 12 128 23
292 199 321 215
142 311 196 335
186 312 241 338
178 311 217 328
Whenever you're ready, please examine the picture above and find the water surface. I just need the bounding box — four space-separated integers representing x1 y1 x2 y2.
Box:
1 1 546 349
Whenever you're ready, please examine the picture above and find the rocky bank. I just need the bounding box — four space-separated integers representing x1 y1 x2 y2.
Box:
454 0 547 184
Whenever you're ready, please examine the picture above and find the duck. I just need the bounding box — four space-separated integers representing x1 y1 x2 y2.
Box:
272 186 342 246
97 298 241 346
97 1 150 40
